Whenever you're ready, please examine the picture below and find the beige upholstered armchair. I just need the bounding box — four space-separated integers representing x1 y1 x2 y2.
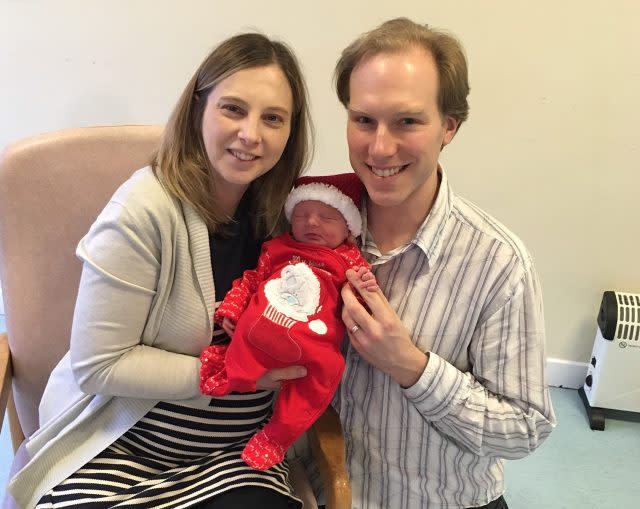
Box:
0 126 351 509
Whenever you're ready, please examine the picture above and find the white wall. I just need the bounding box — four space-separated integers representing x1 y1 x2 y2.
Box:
1 0 639 364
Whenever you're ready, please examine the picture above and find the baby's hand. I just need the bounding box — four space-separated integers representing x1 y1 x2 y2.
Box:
222 317 236 337
352 266 379 293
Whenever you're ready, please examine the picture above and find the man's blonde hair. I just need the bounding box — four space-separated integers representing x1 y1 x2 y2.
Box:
335 18 470 126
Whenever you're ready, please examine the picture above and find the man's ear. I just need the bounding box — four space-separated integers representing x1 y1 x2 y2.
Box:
441 115 459 149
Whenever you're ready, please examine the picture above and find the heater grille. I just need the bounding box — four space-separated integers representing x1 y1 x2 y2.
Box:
615 292 640 341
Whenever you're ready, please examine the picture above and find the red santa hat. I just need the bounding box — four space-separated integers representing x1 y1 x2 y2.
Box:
284 173 363 237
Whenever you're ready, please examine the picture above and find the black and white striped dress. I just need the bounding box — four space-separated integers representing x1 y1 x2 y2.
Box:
36 198 302 508
36 394 300 508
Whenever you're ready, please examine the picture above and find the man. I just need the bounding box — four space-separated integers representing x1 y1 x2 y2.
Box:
335 18 556 509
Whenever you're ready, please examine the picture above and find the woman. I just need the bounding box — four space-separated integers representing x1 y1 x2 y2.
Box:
8 33 312 509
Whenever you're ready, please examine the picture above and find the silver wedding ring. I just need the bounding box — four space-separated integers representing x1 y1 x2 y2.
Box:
350 324 360 334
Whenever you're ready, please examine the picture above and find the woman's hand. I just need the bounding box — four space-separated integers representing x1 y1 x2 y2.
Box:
221 317 236 337
341 268 428 388
256 366 307 391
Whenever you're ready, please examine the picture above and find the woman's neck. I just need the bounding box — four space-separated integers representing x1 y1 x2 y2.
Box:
214 183 247 218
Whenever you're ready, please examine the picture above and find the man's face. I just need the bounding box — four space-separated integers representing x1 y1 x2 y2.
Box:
346 47 458 213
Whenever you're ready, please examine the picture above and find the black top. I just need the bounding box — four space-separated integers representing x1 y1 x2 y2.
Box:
209 195 264 346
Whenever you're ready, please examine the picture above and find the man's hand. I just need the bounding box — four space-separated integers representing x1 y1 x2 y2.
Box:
256 366 307 391
341 268 428 388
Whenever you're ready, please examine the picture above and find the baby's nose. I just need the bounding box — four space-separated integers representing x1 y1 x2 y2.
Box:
306 214 320 226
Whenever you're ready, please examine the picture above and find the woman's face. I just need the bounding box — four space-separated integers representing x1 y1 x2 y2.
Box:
201 64 293 210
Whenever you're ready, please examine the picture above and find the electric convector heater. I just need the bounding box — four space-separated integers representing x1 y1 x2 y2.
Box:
578 290 640 430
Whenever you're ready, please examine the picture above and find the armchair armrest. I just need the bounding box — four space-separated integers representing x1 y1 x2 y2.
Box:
1 331 23 453
308 405 351 509
0 332 11 432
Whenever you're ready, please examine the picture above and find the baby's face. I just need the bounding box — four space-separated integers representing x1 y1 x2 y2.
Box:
290 200 350 249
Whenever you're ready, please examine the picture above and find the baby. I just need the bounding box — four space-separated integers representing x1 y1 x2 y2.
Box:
200 173 376 470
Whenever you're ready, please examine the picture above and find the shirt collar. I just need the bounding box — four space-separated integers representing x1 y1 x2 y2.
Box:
360 167 453 266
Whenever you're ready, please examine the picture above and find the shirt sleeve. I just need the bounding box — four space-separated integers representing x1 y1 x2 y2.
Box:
403 261 556 459
214 245 272 325
338 242 371 270
69 195 202 400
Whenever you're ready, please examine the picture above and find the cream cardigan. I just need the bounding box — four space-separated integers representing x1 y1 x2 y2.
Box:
9 167 217 508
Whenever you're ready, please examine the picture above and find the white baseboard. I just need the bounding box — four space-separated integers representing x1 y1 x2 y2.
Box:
546 358 588 389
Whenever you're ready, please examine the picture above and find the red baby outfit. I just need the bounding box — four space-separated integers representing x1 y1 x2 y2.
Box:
200 232 369 470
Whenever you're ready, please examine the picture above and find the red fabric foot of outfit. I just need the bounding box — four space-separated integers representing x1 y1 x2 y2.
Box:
241 430 286 470
199 345 230 396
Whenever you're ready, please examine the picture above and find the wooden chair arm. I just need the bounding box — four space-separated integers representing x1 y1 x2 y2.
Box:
0 332 11 432
0 331 24 453
308 405 351 509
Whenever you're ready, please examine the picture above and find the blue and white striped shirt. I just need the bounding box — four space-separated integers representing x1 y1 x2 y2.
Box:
334 169 556 508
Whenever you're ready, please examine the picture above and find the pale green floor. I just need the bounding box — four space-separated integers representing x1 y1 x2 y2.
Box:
505 387 640 508
1 311 639 508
